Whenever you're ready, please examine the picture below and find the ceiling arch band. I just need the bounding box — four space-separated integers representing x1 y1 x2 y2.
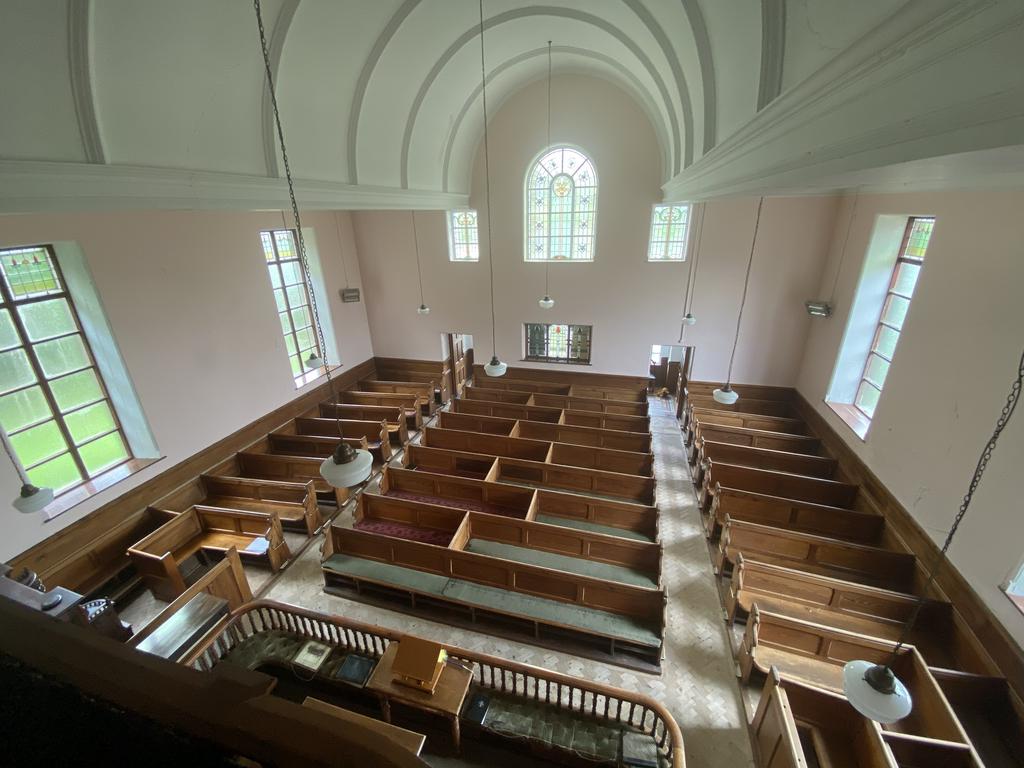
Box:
260 0 301 178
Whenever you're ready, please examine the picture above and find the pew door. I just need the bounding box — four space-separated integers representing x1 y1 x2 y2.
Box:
448 334 467 397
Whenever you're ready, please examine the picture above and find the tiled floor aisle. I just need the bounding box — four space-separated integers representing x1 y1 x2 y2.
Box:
263 396 754 768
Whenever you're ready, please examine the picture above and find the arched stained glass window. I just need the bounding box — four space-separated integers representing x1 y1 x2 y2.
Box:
525 146 598 261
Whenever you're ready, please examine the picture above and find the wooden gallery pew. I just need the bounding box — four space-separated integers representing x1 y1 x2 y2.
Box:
318 402 409 446
471 364 649 402
321 518 665 670
373 357 450 404
421 426 654 477
437 410 653 453
685 407 809 446
694 439 837 486
155 474 322 536
464 385 649 418
403 445 657 506
209 452 349 507
685 394 797 419
128 507 289 601
717 517 918 594
451 397 563 424
359 379 436 416
263 431 370 464
726 555 990 675
687 421 824 465
287 416 392 463
339 391 424 431
561 409 651 434
470 377 571 395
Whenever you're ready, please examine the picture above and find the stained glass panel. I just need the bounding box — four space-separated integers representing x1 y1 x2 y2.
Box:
524 323 592 364
447 209 480 261
647 204 691 261
525 146 598 261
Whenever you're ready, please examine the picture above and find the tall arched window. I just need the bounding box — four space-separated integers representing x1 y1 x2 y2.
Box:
525 146 598 261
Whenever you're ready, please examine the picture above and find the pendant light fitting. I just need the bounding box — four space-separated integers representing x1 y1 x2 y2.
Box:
714 197 764 405
255 0 370 487
2 422 53 514
678 203 706 339
538 40 555 311
843 346 1023 723
478 0 505 377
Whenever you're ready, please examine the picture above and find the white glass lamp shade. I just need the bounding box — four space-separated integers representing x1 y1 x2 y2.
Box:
484 355 508 377
305 352 325 370
319 444 373 488
417 303 431 315
538 295 555 310
712 385 739 405
842 660 913 724
13 483 54 514
683 313 696 326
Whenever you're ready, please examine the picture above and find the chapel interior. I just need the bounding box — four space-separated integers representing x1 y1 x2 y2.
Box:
1 2 1023 767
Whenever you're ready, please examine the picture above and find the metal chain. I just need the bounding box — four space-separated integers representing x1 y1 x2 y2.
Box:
887 345 1024 663
725 197 763 386
544 40 552 298
478 0 497 356
254 0 341 438
678 203 705 343
412 211 425 305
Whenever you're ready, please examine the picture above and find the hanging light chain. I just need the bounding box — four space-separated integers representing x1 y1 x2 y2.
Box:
828 189 860 306
478 0 497 356
886 346 1024 664
254 0 341 438
412 211 426 306
678 203 705 342
724 197 764 387
544 40 552 299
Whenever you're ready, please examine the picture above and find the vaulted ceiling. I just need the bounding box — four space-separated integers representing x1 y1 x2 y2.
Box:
1 0 1022 212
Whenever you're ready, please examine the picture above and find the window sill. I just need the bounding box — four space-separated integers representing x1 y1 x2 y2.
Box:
43 457 164 522
294 364 342 389
825 400 870 441
521 359 592 366
1002 588 1024 618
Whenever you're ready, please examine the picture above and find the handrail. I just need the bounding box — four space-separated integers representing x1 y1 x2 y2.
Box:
186 598 684 767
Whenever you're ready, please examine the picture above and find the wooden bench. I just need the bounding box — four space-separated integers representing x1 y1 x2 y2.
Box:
436 410 517 435
686 407 809 444
752 668 898 768
214 451 349 508
547 441 654 478
568 384 649 403
471 364 649 399
340 392 424 430
355 493 467 547
531 392 649 417
374 356 450 404
513 419 652 453
685 394 797 418
128 506 289 602
402 444 498 480
359 379 437 416
265 433 370 463
155 474 322 536
932 669 1024 768
707 484 884 542
726 556 991 675
534 488 659 542
321 525 665 667
463 386 533 405
318 402 409 446
379 466 535 519
560 409 651 434
687 422 823 465
717 517 917 593
695 439 836 486
451 397 563 423
290 416 392 462
699 462 858 515
471 377 571 395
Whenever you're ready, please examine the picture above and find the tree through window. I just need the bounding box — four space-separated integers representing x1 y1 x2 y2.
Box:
525 146 598 261
525 323 592 364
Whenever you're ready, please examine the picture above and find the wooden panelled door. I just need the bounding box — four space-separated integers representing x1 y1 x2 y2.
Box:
447 334 467 398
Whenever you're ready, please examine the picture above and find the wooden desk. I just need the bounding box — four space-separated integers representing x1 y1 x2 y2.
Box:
302 696 426 756
366 642 473 754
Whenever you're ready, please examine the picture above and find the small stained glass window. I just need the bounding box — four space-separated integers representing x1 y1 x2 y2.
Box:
524 146 598 261
447 209 479 262
524 323 592 364
647 204 691 261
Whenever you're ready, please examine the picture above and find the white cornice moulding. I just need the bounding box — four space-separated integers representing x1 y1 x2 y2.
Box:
0 161 468 214
662 0 1024 200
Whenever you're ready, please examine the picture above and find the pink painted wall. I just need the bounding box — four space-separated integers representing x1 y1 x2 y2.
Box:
354 74 839 382
0 209 372 557
797 189 1024 646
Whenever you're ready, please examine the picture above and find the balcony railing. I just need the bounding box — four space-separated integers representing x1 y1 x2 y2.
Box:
187 599 684 766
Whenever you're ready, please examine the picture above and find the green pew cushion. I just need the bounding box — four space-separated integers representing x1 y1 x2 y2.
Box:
534 514 654 543
464 539 657 589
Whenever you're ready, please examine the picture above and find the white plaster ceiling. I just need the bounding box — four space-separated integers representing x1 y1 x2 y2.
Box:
2 0 1022 211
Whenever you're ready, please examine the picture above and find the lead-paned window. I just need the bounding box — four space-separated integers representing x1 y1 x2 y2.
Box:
0 245 132 493
524 323 592 364
260 229 324 380
647 204 691 261
853 216 934 419
525 146 598 261
447 209 479 262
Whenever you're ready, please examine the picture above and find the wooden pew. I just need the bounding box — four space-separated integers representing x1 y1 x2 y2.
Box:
128 507 289 601
695 439 836 485
471 364 649 399
340 391 424 430
686 407 809 444
290 416 392 463
751 668 898 768
547 441 654 478
359 379 436 416
717 517 917 593
378 466 535 519
534 489 659 542
355 493 467 545
322 525 665 662
561 409 651 434
531 392 649 417
402 444 498 480
686 394 797 418
318 402 409 446
451 397 563 423
471 377 571 395
740 609 977 754
213 451 349 507
688 421 823 465
932 669 1024 768
373 356 450 404
436 410 516 435
568 384 649 403
494 455 657 506
513 419 652 453
155 474 322 536
699 462 858 515
265 433 370 463
463 386 533 405
707 484 884 543
727 556 990 675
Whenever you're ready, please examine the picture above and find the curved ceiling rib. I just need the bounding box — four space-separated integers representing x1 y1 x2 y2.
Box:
260 0 301 178
395 5 690 191
440 46 672 192
346 0 422 185
680 0 717 153
67 0 106 164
